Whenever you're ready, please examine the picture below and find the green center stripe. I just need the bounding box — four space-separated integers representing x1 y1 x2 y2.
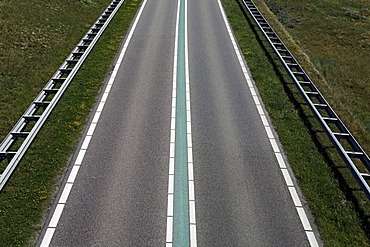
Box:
173 0 189 245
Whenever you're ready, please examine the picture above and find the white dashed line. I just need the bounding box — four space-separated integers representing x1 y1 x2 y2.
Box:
67 166 80 183
74 149 86 165
40 228 55 247
288 187 302 207
81 135 92 150
165 0 180 243
185 0 197 244
297 207 312 231
49 204 64 228
58 183 73 204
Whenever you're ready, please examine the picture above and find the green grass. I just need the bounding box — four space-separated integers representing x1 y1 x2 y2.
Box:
0 0 142 245
221 0 370 245
262 0 370 154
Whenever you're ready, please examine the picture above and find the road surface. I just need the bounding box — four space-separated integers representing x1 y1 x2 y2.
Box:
38 0 319 246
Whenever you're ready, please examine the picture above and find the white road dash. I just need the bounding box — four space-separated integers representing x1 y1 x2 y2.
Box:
281 169 294 186
67 166 80 183
49 204 64 228
167 194 174 217
166 216 174 243
58 183 73 204
297 207 312 231
40 228 55 247
306 231 320 247
87 123 97 136
74 149 86 165
92 111 101 124
81 136 92 150
288 187 302 207
168 175 174 194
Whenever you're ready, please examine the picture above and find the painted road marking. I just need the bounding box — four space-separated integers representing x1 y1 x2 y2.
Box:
216 0 319 246
39 0 149 245
165 0 181 244
166 0 197 245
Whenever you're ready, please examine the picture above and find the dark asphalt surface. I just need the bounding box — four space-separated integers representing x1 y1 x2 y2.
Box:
188 0 309 246
49 0 176 245
41 0 312 246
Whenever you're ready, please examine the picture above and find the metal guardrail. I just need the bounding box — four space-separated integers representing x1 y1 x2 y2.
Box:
0 0 125 191
241 0 370 199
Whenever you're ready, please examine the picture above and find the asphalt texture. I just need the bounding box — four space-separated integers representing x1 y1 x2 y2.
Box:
188 0 309 246
40 0 312 246
49 0 176 245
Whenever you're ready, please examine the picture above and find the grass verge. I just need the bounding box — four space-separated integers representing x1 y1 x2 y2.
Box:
0 0 142 245
221 0 370 245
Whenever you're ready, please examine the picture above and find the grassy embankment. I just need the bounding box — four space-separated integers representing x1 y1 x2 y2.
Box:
0 0 142 245
221 0 370 245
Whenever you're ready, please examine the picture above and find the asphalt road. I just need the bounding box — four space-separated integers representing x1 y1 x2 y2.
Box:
39 0 316 246
188 0 310 246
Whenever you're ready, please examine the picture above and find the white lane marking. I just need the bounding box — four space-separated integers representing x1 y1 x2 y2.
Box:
67 166 80 183
171 129 176 142
167 194 174 217
188 162 194 181
275 152 286 168
190 224 197 247
81 135 92 150
189 180 195 201
97 101 105 112
40 228 55 247
288 187 302 207
101 92 109 102
216 0 319 245
189 200 196 224
170 142 175 158
269 138 280 153
87 123 97 136
306 231 320 247
297 207 312 231
188 147 193 163
187 133 192 147
49 204 65 228
168 174 174 194
185 0 197 244
92 111 101 124
39 0 150 245
169 158 175 174
261 115 269 126
166 0 180 244
166 216 174 243
59 183 73 204
265 126 274 139
256 104 264 115
281 168 294 186
74 149 86 165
